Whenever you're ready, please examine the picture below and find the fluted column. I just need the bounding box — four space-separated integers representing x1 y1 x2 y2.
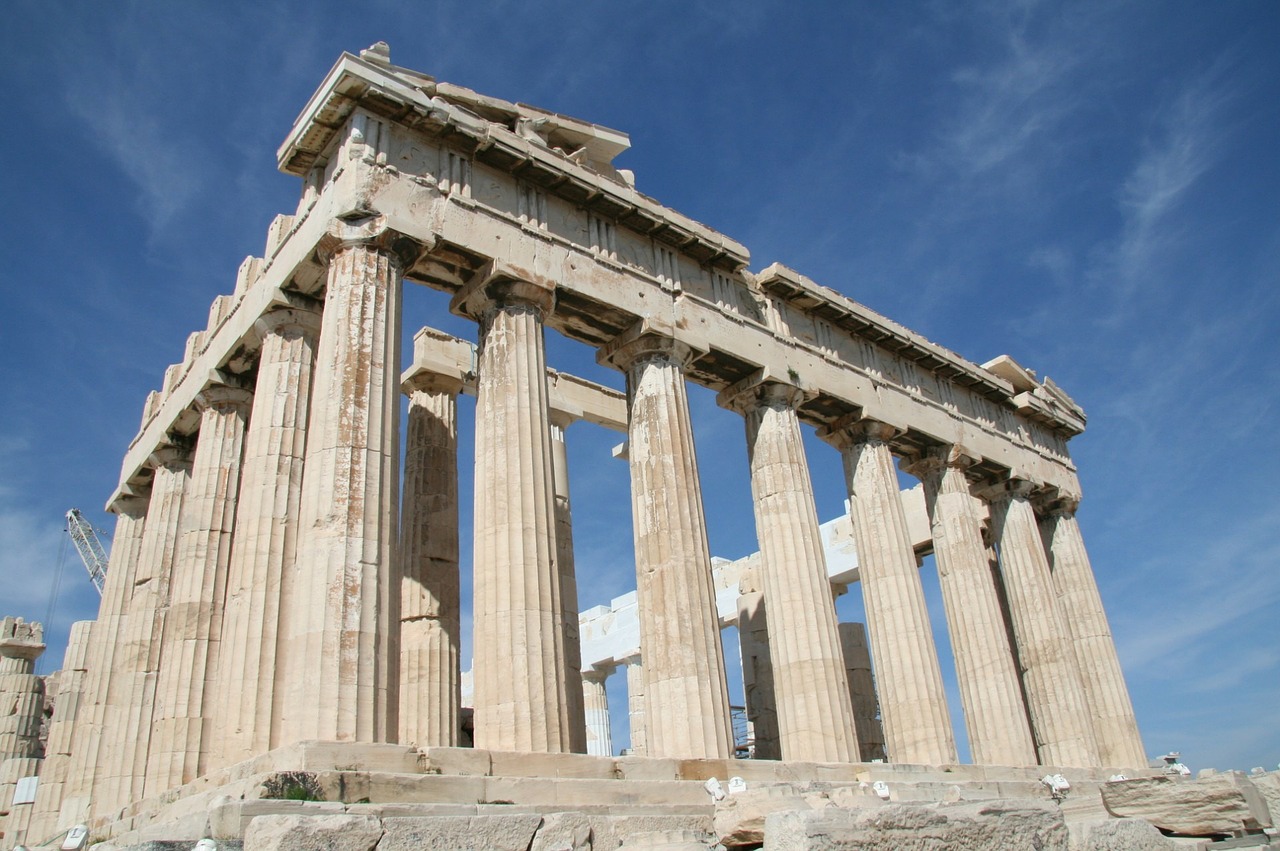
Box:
281 229 408 744
723 377 859 763
399 373 463 747
453 266 572 753
212 307 320 767
599 325 733 760
1040 498 1145 767
838 622 887 762
582 668 613 757
550 413 588 754
986 479 1099 767
147 385 250 794
26 620 92 841
0 755 42 849
0 618 45 761
98 444 190 814
624 656 647 756
61 494 147 827
819 417 956 765
736 585 779 760
906 448 1036 766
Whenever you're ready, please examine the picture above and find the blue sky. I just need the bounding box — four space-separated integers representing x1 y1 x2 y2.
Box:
1 2 1276 773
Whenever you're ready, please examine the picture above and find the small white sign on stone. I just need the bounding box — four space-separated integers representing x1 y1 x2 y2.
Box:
61 825 89 850
12 775 38 805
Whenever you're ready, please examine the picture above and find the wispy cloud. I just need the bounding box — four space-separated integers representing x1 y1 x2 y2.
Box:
0 434 71 621
64 81 202 241
1116 503 1280 672
1103 63 1237 307
942 20 1080 178
903 1 1103 194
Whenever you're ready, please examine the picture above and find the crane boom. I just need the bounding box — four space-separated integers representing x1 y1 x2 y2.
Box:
66 508 110 595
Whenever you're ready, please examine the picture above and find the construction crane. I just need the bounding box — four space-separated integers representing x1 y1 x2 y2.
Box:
65 508 111 595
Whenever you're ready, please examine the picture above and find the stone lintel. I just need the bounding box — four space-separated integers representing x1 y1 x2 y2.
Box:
315 75 1085 491
545 370 627 432
277 52 748 272
760 263 1016 404
402 325 627 432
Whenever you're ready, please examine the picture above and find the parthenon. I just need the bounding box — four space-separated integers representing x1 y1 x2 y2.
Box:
6 43 1159 849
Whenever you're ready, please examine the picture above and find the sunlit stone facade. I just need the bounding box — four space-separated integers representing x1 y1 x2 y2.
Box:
26 44 1144 842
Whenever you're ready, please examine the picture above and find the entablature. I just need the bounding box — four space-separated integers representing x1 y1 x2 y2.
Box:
276 50 750 274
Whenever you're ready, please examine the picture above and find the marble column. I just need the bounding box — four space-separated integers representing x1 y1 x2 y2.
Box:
582 668 613 757
1040 498 1146 768
819 417 956 765
599 326 733 760
281 230 407 744
0 755 42 849
906 448 1036 766
399 373 463 748
212 307 320 767
0 618 45 761
986 479 1099 767
550 412 588 754
723 377 859 763
838 622 887 763
25 620 92 842
453 267 572 753
98 444 190 814
60 494 147 827
624 655 647 756
147 385 250 794
736 586 779 760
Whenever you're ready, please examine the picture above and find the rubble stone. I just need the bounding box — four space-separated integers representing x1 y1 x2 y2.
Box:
763 800 1070 850
377 814 543 851
1101 773 1272 836
243 814 382 851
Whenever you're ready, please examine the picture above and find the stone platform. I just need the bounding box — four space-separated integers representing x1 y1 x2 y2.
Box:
44 742 1200 850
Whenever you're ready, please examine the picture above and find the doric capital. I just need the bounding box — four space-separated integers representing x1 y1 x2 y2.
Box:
548 409 578 432
450 259 556 321
149 442 193 472
583 665 616 684
900 444 978 481
195 384 254 415
403 369 465 399
598 317 705 373
316 216 424 271
255 306 322 342
0 624 45 661
816 413 903 452
1039 493 1082 518
109 492 150 518
975 474 1039 504
717 368 814 415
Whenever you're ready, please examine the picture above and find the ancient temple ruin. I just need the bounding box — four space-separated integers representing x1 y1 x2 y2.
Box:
10 43 1167 849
